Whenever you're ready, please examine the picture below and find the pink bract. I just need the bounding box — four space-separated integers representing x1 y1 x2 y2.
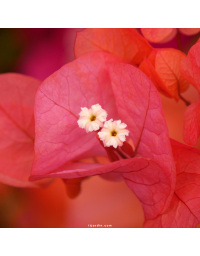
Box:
0 73 46 187
144 139 200 228
30 51 176 220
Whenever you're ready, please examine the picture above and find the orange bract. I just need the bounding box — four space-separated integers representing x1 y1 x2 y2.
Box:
139 49 190 100
181 39 200 145
141 28 177 43
181 38 200 92
141 28 200 44
74 28 153 65
139 59 171 98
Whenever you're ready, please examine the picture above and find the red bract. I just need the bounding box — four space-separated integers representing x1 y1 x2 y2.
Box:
144 139 200 228
141 28 200 43
0 73 49 187
30 51 176 220
181 39 200 146
141 28 177 43
139 48 190 102
75 29 190 103
74 28 153 65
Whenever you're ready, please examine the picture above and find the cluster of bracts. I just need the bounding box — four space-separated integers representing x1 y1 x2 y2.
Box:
1 28 200 228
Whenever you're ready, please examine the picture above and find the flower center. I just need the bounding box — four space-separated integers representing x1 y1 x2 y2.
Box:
90 115 96 121
111 130 117 136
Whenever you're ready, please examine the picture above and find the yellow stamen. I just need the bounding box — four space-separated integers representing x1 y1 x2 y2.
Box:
111 131 117 136
90 115 96 121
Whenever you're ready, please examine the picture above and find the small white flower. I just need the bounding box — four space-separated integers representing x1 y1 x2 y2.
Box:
98 119 129 148
77 104 107 133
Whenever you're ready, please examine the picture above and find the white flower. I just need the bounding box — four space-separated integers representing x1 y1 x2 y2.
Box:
98 119 129 148
77 104 107 133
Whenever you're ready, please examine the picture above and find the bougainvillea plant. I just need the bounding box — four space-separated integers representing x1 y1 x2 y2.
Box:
141 28 200 44
0 28 200 228
181 39 200 146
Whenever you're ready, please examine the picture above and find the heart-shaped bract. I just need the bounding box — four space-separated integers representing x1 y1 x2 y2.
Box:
30 51 176 220
139 48 190 101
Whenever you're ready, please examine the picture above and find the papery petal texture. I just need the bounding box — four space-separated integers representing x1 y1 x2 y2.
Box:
32 52 120 177
108 63 176 210
144 140 200 228
139 48 190 100
0 73 42 187
31 54 175 219
141 28 177 43
181 39 200 145
181 38 200 92
183 102 200 146
74 28 153 65
139 58 171 97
